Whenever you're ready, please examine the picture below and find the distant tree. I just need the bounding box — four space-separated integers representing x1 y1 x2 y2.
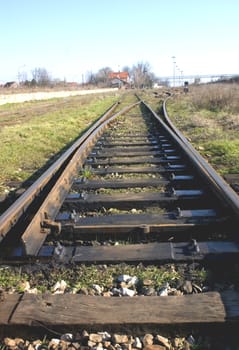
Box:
17 69 28 84
31 67 52 86
30 78 37 87
85 63 157 88
122 66 131 73
95 67 112 86
131 62 156 88
145 71 157 88
85 71 96 85
22 80 31 87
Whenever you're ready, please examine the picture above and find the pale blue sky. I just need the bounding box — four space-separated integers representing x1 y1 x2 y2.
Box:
1 0 238 82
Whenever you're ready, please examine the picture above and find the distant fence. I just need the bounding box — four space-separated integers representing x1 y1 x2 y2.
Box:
0 88 118 105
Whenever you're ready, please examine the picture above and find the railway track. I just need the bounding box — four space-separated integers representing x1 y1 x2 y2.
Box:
0 93 239 348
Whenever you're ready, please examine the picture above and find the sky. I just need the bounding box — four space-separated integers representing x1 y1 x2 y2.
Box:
1 0 238 83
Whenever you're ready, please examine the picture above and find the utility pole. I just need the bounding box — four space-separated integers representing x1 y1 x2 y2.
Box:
171 56 176 87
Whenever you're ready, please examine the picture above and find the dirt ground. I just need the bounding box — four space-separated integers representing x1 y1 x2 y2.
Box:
0 99 73 127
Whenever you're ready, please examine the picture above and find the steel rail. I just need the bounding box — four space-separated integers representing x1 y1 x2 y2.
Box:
0 102 139 256
139 98 239 219
1 96 239 340
162 96 239 216
0 101 118 240
0 102 137 249
1 96 238 257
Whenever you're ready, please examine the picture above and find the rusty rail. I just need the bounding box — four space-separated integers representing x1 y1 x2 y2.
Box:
163 96 239 216
1 96 239 258
140 97 239 218
0 102 139 255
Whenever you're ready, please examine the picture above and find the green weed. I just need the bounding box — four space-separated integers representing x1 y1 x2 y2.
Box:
0 94 118 194
80 167 93 179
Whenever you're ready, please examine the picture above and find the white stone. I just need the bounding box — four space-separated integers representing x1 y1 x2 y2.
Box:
117 274 132 282
113 334 129 344
158 282 170 296
27 288 38 294
89 334 103 343
111 287 121 296
155 335 170 349
133 337 142 349
120 287 136 297
54 242 64 256
49 339 60 345
128 276 139 286
4 338 16 347
19 281 31 292
61 334 73 342
117 275 138 285
92 284 103 294
186 335 195 345
97 332 111 341
158 287 168 296
52 280 67 293
142 334 154 346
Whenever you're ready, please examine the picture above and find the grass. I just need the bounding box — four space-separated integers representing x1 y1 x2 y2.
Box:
4 262 239 296
0 263 185 294
1 84 237 193
0 93 120 195
190 83 239 113
94 186 164 194
141 83 239 176
0 266 30 293
167 84 239 175
203 140 239 173
80 167 94 179
2 261 239 296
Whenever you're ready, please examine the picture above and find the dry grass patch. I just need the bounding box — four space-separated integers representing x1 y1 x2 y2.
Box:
190 83 239 113
165 83 239 175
